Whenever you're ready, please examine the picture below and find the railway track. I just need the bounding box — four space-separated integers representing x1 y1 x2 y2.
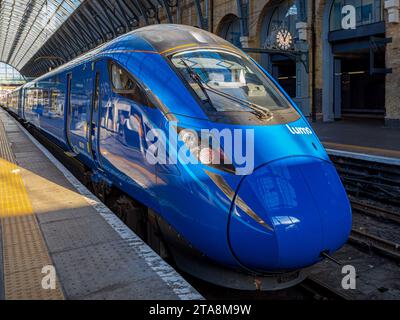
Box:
351 198 400 224
349 198 400 262
331 155 400 207
298 277 351 300
349 229 400 261
330 153 400 262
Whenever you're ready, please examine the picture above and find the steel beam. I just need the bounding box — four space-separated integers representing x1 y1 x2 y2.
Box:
58 29 81 56
158 0 173 23
194 0 207 29
123 0 145 25
64 22 87 49
87 1 116 39
81 7 108 42
128 0 149 25
94 0 118 36
72 16 97 46
75 12 103 45
114 0 131 31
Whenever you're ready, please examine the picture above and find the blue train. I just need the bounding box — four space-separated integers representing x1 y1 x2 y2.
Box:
2 24 352 290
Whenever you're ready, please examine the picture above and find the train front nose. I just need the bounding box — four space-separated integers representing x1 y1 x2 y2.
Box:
228 156 352 272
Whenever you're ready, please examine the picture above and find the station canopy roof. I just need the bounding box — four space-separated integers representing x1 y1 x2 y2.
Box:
0 61 26 84
0 0 82 73
0 0 180 77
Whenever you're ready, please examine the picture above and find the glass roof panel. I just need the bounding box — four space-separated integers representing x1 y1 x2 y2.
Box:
0 0 83 70
0 62 25 84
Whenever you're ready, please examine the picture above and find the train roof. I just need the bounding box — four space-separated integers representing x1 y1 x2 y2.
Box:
23 24 241 86
130 24 238 55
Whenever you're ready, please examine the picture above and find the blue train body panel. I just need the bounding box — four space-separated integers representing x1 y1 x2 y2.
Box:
229 156 351 271
3 24 352 286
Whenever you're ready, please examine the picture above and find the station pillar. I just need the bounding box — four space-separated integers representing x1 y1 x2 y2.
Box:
385 3 400 127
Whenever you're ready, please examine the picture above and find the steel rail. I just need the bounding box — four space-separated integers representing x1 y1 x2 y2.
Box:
349 229 400 261
351 198 400 224
299 277 351 300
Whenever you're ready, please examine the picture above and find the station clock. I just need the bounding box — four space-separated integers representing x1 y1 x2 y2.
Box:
275 28 293 51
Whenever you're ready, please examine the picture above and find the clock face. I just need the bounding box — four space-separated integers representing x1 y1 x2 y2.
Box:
276 29 293 50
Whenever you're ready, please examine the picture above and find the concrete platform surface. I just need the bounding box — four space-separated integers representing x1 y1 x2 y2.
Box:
0 108 202 300
312 119 400 160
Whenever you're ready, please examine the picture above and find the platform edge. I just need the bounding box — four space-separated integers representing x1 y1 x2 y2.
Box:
11 115 203 301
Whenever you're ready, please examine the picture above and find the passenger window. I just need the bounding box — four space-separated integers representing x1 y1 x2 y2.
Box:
111 63 135 91
50 90 61 114
43 90 49 108
38 90 43 105
109 62 152 107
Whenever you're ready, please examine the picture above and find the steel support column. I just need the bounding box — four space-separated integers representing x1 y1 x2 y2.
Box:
194 0 208 30
236 0 249 38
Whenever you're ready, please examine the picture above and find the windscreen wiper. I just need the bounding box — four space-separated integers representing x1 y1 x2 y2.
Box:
179 58 272 120
179 58 212 105
201 83 273 120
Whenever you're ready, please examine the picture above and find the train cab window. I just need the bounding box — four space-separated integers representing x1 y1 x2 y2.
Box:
111 63 135 91
109 62 152 107
170 49 300 125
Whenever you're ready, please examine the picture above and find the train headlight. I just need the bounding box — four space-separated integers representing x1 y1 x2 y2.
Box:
177 127 235 174
198 147 216 165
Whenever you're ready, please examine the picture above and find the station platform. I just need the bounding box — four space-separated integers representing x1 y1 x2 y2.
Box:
312 119 400 165
0 108 202 300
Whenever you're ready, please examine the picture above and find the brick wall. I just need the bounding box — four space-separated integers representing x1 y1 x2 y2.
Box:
385 12 400 126
314 0 327 118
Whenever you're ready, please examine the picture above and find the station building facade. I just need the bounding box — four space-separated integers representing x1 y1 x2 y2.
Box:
160 0 400 127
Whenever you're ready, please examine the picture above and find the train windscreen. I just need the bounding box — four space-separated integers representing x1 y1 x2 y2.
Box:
170 49 300 125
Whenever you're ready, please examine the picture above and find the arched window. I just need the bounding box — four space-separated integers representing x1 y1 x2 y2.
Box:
330 0 383 32
0 62 25 83
259 0 299 98
267 0 298 41
218 15 241 47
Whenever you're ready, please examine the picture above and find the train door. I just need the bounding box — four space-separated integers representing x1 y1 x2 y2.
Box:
98 60 158 207
88 68 100 164
65 73 73 150
66 67 93 159
18 89 23 118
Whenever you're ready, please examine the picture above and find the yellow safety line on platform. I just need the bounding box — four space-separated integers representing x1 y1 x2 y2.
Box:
0 119 64 300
